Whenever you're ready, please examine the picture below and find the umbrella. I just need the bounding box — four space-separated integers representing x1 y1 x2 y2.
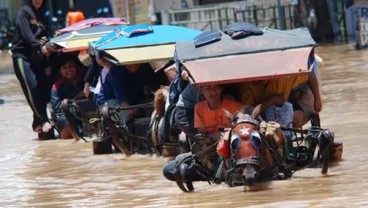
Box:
48 18 127 52
93 24 202 65
175 26 316 86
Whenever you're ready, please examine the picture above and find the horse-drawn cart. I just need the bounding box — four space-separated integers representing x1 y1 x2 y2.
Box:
86 24 202 155
47 22 202 155
167 23 343 192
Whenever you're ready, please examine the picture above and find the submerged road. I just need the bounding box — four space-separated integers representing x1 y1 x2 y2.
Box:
0 44 367 207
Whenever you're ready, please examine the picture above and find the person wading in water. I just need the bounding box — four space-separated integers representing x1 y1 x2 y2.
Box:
11 0 55 139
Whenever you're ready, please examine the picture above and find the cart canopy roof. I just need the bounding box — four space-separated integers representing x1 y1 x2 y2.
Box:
49 25 119 52
175 27 316 85
93 24 202 65
56 18 126 34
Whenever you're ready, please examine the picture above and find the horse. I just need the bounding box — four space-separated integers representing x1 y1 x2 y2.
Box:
169 105 287 192
148 86 181 157
149 86 169 153
218 105 290 188
153 86 169 118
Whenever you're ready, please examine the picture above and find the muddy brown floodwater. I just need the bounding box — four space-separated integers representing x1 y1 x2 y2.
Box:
0 44 368 208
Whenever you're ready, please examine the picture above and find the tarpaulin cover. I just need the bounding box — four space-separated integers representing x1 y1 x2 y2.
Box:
94 25 202 64
49 25 118 52
56 17 126 34
175 27 316 85
96 25 202 50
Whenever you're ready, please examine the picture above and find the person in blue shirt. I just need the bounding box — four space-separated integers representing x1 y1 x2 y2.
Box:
96 60 168 127
83 55 103 100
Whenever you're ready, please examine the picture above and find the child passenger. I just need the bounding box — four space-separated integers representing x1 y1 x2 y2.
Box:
194 84 243 140
50 54 86 139
163 84 243 182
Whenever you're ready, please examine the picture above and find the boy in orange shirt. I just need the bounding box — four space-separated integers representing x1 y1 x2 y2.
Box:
163 84 243 182
194 84 243 140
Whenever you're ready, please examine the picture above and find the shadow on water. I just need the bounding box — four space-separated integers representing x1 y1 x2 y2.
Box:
1 44 368 207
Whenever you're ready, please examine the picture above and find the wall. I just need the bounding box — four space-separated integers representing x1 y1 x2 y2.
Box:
0 1 10 26
0 0 22 21
75 0 111 18
110 0 155 24
154 0 194 24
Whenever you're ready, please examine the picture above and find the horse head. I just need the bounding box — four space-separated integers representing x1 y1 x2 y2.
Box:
219 105 276 187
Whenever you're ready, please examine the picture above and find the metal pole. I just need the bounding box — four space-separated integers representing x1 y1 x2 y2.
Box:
125 0 130 23
341 0 348 42
68 0 74 8
48 0 54 19
277 0 286 30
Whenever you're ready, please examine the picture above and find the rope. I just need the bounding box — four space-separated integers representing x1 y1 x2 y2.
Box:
89 117 101 124
116 102 153 111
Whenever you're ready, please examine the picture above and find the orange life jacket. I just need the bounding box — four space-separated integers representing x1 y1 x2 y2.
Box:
66 11 85 26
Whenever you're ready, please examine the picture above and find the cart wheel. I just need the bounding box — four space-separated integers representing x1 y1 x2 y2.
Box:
330 142 343 162
92 137 113 154
319 129 334 175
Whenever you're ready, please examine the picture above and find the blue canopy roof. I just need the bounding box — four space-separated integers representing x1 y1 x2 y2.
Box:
94 25 202 51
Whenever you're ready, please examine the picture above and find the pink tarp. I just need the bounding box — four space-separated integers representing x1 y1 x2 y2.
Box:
183 47 313 86
56 18 127 34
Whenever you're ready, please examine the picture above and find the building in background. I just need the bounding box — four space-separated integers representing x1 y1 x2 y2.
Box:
110 0 196 24
352 0 368 48
0 0 351 43
0 0 22 22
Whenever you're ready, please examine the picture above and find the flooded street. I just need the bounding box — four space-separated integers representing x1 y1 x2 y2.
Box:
0 44 368 207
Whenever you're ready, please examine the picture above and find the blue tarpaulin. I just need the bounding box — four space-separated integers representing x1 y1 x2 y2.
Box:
95 24 202 50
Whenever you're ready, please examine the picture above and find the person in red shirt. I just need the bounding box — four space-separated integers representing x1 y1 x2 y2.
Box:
65 7 85 26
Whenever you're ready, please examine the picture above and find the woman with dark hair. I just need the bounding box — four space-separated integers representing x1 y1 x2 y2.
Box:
11 0 54 139
50 54 86 139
